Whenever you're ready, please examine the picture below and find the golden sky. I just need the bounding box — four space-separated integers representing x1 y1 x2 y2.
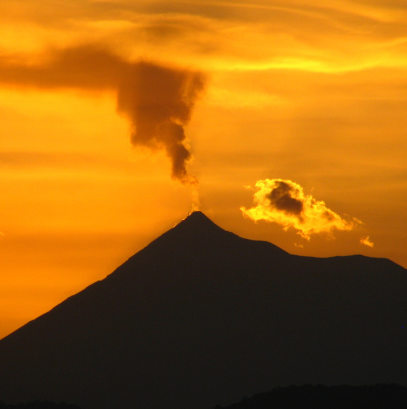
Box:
1 0 407 339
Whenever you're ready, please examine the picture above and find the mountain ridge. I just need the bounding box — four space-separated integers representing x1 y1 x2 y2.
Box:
0 211 406 409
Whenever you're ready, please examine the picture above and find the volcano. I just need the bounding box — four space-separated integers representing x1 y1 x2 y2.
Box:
1 211 407 409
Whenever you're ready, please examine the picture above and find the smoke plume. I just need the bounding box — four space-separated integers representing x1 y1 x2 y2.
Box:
241 178 359 239
0 45 205 183
116 62 204 183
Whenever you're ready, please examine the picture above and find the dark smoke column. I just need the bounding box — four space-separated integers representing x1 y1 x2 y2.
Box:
0 45 205 183
117 62 205 184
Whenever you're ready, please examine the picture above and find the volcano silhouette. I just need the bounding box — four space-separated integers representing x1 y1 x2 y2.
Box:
1 211 407 409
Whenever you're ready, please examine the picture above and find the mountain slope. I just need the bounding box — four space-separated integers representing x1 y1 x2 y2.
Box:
1 211 406 409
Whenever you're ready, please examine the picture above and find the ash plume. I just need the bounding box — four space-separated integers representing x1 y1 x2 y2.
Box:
116 62 204 184
241 178 359 240
0 45 205 184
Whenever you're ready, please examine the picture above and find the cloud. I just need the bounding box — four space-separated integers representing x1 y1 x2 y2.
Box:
0 45 206 183
360 236 374 248
241 178 359 239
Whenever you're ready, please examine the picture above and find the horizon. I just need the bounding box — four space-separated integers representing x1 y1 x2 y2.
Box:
1 0 407 339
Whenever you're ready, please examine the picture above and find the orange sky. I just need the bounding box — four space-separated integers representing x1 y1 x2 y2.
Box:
1 0 407 339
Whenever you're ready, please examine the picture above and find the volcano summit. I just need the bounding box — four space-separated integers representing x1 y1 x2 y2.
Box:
1 212 406 409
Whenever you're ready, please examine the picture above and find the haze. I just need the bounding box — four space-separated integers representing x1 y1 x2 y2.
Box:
1 0 407 339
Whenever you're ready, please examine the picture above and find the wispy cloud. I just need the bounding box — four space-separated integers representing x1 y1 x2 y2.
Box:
360 236 374 248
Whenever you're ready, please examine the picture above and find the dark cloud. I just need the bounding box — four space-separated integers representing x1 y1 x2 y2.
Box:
0 45 205 183
268 180 304 215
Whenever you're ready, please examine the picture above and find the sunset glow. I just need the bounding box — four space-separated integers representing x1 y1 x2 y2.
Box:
1 0 407 339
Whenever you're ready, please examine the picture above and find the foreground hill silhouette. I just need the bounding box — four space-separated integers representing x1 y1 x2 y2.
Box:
0 212 407 409
216 384 407 409
0 401 82 409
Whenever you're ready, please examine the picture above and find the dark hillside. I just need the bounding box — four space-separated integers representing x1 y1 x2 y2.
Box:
215 384 407 409
1 212 406 409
